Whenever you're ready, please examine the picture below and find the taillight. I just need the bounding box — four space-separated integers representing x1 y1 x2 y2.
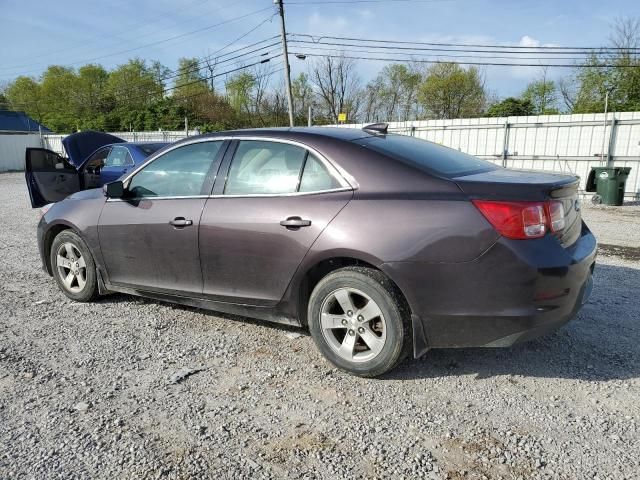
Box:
472 200 565 240
547 200 566 232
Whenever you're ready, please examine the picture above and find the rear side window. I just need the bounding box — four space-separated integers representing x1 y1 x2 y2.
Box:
105 146 134 167
299 153 342 192
128 141 223 198
225 141 307 195
356 134 497 177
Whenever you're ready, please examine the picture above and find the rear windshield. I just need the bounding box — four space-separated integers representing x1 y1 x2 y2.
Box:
356 134 498 177
136 143 167 156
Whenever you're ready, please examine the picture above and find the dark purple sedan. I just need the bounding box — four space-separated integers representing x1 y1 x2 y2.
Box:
28 125 596 377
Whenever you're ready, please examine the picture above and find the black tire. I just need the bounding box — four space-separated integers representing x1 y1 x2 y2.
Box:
591 194 602 205
50 230 99 302
307 266 411 377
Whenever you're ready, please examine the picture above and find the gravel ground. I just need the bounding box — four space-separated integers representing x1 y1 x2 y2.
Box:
1 171 639 480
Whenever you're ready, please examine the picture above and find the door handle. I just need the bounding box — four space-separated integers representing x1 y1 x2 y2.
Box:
280 216 312 229
169 217 193 228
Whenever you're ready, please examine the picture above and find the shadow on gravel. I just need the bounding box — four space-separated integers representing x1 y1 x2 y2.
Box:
387 263 640 382
91 264 639 382
94 292 306 334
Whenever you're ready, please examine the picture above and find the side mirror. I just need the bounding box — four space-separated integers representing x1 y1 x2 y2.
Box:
103 180 124 198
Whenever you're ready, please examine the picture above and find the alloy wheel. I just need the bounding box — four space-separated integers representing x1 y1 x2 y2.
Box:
56 242 87 294
320 287 387 363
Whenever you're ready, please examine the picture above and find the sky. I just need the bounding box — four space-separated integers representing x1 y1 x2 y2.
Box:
0 0 637 99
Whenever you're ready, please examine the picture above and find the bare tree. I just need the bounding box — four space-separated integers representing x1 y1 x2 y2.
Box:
609 16 640 58
310 55 362 123
558 76 577 112
251 62 275 126
203 56 218 92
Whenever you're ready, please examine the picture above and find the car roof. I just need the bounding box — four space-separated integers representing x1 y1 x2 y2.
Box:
195 127 377 143
111 142 169 147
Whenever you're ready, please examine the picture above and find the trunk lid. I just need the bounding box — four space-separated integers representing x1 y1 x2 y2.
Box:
455 168 582 247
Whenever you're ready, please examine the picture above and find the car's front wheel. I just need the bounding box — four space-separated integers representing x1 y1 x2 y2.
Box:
50 230 98 302
307 267 411 377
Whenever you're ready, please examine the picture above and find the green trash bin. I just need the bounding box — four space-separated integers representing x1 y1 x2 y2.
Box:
586 166 631 206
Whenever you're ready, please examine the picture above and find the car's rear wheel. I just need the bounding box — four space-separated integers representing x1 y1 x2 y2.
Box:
50 230 98 302
307 267 411 377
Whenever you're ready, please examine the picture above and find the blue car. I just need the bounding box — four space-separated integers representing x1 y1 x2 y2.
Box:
26 131 168 207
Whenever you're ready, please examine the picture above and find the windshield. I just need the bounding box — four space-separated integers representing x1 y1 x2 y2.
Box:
356 134 498 178
136 143 167 156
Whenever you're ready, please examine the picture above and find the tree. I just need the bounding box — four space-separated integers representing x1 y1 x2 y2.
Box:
106 59 163 130
173 57 209 123
310 55 362 123
566 17 640 113
485 97 535 117
225 72 256 116
5 76 44 123
362 64 421 122
291 72 314 124
0 84 8 109
74 64 110 130
417 62 486 119
39 66 78 131
521 69 559 114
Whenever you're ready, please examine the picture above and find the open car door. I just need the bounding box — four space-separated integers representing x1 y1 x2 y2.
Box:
25 148 81 208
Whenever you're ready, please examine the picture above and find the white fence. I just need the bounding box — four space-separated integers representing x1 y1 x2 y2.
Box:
2 116 640 199
0 131 194 172
337 112 640 200
41 130 195 157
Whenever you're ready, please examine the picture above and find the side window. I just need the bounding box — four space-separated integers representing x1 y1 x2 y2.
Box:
299 153 342 192
29 149 72 171
224 141 306 195
85 147 110 171
128 141 223 198
105 146 134 167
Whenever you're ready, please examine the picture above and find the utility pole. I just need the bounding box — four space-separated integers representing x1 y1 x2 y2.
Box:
600 89 609 165
276 0 295 127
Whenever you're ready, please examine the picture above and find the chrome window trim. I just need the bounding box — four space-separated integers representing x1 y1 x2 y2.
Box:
106 195 210 202
105 187 353 202
120 136 356 197
210 186 353 199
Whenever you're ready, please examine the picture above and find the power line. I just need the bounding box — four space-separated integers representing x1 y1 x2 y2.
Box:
157 13 279 83
288 42 606 61
159 41 281 84
1 6 275 78
288 51 639 68
287 0 462 4
288 33 640 52
0 0 213 71
288 39 633 56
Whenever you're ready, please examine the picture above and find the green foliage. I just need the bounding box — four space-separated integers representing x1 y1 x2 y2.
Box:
572 54 640 113
522 79 559 114
417 63 486 119
364 64 421 121
6 76 45 123
225 72 256 115
485 97 535 117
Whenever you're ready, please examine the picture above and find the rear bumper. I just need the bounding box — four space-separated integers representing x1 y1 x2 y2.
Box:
383 223 597 355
